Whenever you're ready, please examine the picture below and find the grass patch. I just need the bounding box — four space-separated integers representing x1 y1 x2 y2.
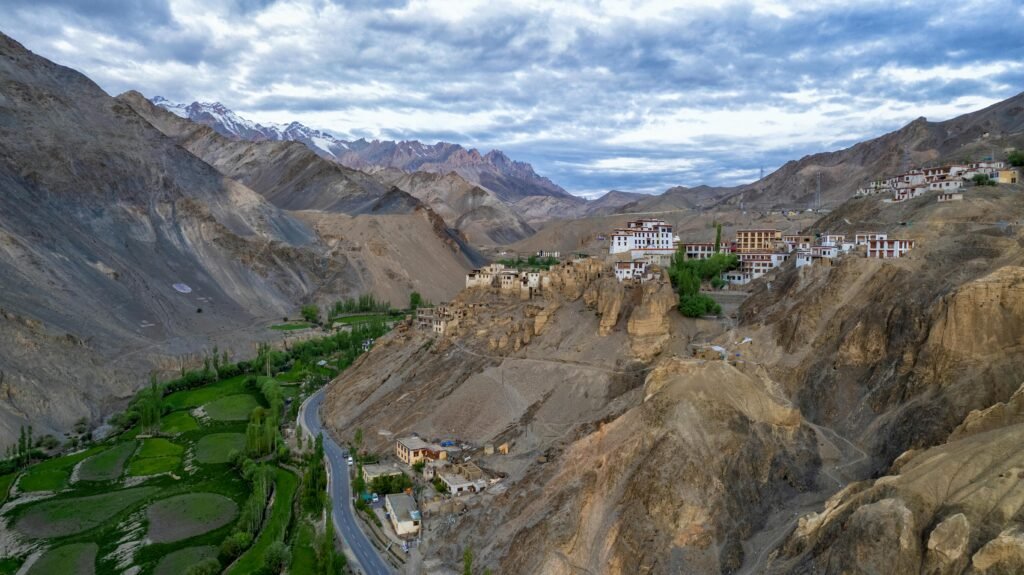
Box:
26 542 97 575
126 439 183 477
160 411 199 434
195 433 246 465
0 472 17 506
0 557 22 575
269 322 312 331
289 522 317 574
164 375 247 411
77 441 136 482
153 546 218 575
226 468 297 574
203 394 260 422
18 447 104 492
15 486 157 538
146 493 238 543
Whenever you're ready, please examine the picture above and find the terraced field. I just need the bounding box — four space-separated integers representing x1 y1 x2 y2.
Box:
146 493 238 543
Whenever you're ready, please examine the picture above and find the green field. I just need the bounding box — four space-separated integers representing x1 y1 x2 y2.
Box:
195 433 246 464
126 438 183 477
15 487 157 539
0 472 17 506
26 542 97 575
18 447 104 492
289 522 317 574
203 394 261 421
226 468 298 574
160 411 199 434
77 441 136 482
164 376 248 410
153 546 218 575
269 321 312 331
146 493 238 543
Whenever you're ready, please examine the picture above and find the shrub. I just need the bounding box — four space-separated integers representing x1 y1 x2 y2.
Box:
301 304 320 324
679 294 721 318
973 174 996 186
1008 150 1024 167
265 541 291 573
219 531 253 560
185 558 221 575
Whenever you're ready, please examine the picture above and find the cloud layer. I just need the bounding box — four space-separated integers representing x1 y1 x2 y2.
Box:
6 0 1023 195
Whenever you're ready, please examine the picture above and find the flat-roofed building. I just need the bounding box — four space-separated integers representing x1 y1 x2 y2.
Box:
385 493 421 537
735 229 782 253
396 436 433 465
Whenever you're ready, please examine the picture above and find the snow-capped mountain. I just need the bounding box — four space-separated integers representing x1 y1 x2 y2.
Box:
150 96 578 203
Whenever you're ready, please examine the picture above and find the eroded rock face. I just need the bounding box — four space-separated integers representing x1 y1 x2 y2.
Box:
627 280 677 361
584 277 624 336
971 526 1024 573
926 266 1024 360
950 383 1024 441
924 513 971 575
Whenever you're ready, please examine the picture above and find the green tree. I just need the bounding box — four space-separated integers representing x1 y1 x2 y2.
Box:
301 304 321 324
973 174 996 186
219 531 253 560
1008 150 1024 167
713 223 723 253
409 291 423 310
463 548 474 575
265 541 291 573
185 558 221 575
353 428 363 450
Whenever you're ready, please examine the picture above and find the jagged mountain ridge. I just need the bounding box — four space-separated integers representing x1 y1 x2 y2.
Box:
151 96 580 205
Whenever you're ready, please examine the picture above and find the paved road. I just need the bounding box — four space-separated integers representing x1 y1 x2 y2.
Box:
301 389 393 575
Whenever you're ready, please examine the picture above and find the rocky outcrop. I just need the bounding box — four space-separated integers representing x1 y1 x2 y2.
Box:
627 280 677 361
583 277 624 336
950 383 1024 441
924 513 971 575
971 527 1024 573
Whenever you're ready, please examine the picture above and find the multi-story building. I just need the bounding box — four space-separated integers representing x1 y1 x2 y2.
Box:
867 238 914 259
782 234 812 251
820 234 845 247
810 245 838 259
736 252 788 279
735 229 782 253
385 494 421 537
998 169 1020 184
609 219 674 254
396 436 434 465
855 232 887 246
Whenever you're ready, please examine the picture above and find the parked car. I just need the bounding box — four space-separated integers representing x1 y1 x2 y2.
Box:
371 493 379 503
347 456 354 466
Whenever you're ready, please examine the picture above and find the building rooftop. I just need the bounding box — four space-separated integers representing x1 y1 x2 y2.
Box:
385 493 420 522
363 463 404 478
397 436 432 451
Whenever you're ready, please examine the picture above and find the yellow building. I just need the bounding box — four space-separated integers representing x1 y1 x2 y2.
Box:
735 229 782 253
998 169 1019 184
395 436 432 465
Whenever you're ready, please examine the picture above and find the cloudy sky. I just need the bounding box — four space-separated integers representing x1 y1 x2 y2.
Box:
5 0 1024 196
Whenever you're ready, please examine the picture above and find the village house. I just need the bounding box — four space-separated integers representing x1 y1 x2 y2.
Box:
999 169 1020 184
795 250 813 268
855 232 887 246
438 462 489 496
614 259 650 283
810 245 838 259
867 238 914 259
362 463 405 483
937 192 963 202
735 229 783 253
735 252 788 280
385 493 421 537
722 270 752 285
782 234 812 252
609 219 675 254
395 436 433 465
929 179 963 192
820 234 845 247
683 243 718 260
630 246 676 266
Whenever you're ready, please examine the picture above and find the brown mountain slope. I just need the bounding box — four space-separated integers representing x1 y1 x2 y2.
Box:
366 168 536 245
0 33 358 443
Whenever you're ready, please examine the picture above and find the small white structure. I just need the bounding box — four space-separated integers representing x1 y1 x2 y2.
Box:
722 270 752 285
614 260 650 282
795 251 813 268
929 179 963 192
609 219 674 254
937 192 963 202
820 234 845 247
867 238 914 259
385 493 421 537
810 245 838 259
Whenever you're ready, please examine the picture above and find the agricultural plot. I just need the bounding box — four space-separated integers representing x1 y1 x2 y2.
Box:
160 411 199 434
126 439 183 477
0 472 17 506
163 376 247 410
76 441 136 482
146 493 238 543
17 446 104 492
26 542 97 575
203 394 260 421
194 433 246 464
269 321 312 331
153 545 217 575
15 487 157 538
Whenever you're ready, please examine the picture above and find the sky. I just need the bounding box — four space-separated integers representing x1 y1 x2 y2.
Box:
5 0 1024 197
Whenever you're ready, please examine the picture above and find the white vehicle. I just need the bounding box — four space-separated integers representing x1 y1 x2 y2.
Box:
371 493 379 503
347 456 354 466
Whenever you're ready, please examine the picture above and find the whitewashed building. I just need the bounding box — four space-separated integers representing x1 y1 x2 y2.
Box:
614 260 650 282
867 238 914 259
855 232 887 246
609 219 674 254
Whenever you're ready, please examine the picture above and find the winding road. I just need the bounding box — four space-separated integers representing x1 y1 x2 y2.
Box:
301 388 393 575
